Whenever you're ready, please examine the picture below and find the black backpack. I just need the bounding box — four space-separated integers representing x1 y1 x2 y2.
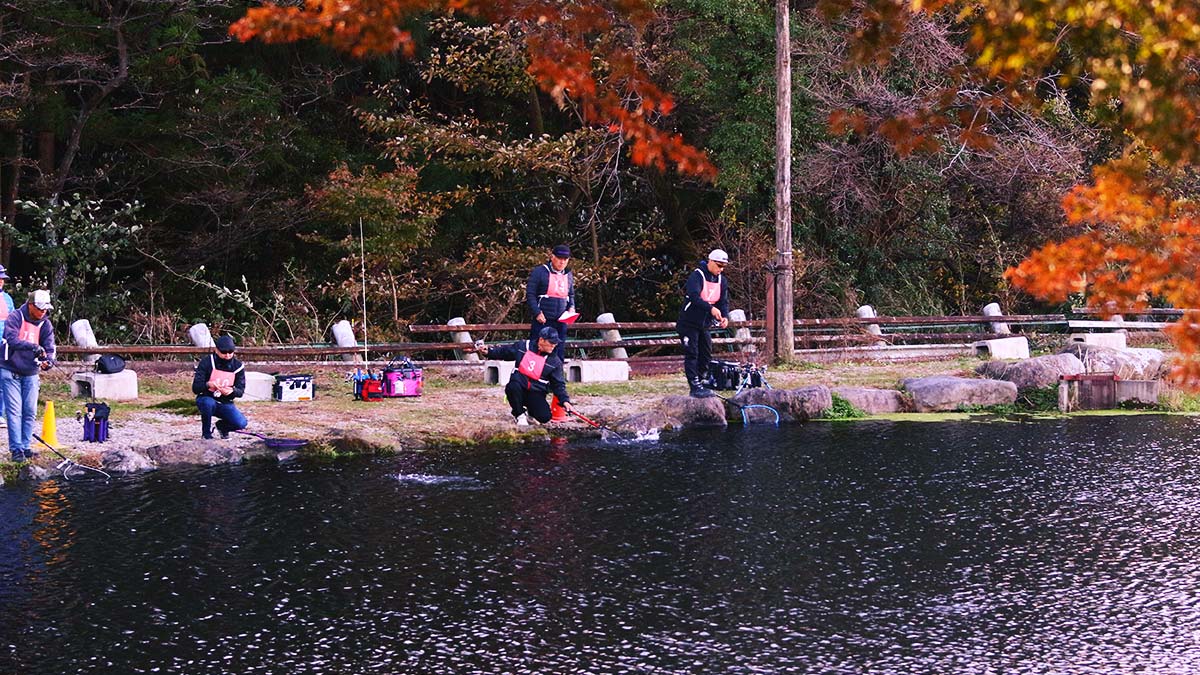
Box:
95 354 125 374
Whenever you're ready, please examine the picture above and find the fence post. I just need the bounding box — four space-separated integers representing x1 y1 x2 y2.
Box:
330 319 360 363
188 323 214 350
728 309 755 356
70 319 102 365
981 302 1011 334
856 305 885 345
448 317 480 362
596 313 628 359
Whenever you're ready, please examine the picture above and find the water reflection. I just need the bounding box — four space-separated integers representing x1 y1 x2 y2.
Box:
0 416 1199 673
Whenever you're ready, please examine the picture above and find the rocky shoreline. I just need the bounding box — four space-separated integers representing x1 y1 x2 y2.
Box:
0 342 1184 485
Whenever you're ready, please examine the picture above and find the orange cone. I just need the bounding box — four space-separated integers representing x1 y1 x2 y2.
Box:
41 400 59 447
550 395 568 422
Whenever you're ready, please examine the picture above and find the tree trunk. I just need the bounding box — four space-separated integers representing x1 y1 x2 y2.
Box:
772 0 795 363
1 127 21 267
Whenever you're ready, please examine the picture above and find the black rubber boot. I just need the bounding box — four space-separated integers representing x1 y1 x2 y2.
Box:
689 380 714 398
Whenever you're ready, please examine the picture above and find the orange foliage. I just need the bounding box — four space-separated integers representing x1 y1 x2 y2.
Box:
1006 163 1200 386
229 0 714 178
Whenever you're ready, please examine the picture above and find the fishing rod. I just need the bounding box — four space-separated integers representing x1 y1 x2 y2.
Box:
32 433 111 480
567 409 631 440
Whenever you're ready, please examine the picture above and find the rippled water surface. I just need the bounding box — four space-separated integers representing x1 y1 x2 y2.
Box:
3 415 1200 674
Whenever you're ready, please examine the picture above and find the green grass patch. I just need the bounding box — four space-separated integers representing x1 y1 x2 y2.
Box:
148 398 198 415
824 393 867 419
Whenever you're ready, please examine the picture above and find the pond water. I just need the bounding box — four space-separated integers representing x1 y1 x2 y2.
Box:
3 415 1200 674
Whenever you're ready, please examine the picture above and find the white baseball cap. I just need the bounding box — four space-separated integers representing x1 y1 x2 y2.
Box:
708 249 730 264
32 289 52 310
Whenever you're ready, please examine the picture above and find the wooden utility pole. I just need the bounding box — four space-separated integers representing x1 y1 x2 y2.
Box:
773 0 795 362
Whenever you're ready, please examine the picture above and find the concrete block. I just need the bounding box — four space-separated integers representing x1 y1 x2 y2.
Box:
243 371 275 401
71 370 139 401
566 360 630 383
1070 333 1127 349
484 359 515 385
974 336 1030 360
1115 380 1160 405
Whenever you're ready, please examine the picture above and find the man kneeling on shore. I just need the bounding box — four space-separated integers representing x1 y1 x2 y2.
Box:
474 326 574 426
193 335 248 439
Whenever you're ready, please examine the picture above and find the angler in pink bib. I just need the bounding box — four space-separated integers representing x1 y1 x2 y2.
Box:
192 334 248 440
0 265 14 430
675 249 731 398
525 244 576 362
0 289 56 462
473 326 574 427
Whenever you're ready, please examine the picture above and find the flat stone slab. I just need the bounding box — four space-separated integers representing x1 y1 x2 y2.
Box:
658 395 727 427
142 440 242 467
830 386 907 414
902 376 1017 412
1068 333 1127 349
975 353 1085 391
734 386 832 422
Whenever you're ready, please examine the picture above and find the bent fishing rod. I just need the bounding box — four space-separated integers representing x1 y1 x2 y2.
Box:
567 409 631 440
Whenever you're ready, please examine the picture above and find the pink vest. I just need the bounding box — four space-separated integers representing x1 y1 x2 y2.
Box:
545 265 570 299
17 317 40 344
206 355 243 389
697 269 721 303
517 349 547 382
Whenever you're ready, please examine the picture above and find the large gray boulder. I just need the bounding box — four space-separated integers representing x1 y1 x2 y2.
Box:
733 386 833 422
658 395 728 427
830 386 908 414
902 376 1018 412
975 353 1085 391
613 410 676 436
101 448 157 474
1060 343 1166 380
143 440 242 467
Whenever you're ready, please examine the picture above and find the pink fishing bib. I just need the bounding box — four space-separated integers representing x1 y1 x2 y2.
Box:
517 350 547 381
546 270 570 299
17 318 39 344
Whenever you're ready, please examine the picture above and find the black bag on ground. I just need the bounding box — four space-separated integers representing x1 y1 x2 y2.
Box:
708 361 743 390
95 354 125 374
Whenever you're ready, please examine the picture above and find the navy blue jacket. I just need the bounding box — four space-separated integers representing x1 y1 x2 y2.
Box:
526 263 575 321
677 262 729 329
489 339 571 403
192 353 247 404
0 305 56 376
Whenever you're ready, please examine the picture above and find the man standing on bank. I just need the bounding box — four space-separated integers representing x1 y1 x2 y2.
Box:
677 249 730 398
474 326 574 427
193 334 248 439
526 244 576 363
0 266 16 430
1 290 56 462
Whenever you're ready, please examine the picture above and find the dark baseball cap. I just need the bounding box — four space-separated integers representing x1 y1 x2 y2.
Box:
538 326 561 343
552 244 571 258
215 335 236 353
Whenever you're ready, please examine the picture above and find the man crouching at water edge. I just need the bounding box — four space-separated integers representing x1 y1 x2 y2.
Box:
472 326 574 427
193 335 248 440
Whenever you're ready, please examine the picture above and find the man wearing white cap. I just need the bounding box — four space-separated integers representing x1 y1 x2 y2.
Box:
676 249 730 398
0 289 56 461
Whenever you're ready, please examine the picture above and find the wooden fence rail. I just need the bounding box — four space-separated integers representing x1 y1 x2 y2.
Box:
51 308 1175 365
